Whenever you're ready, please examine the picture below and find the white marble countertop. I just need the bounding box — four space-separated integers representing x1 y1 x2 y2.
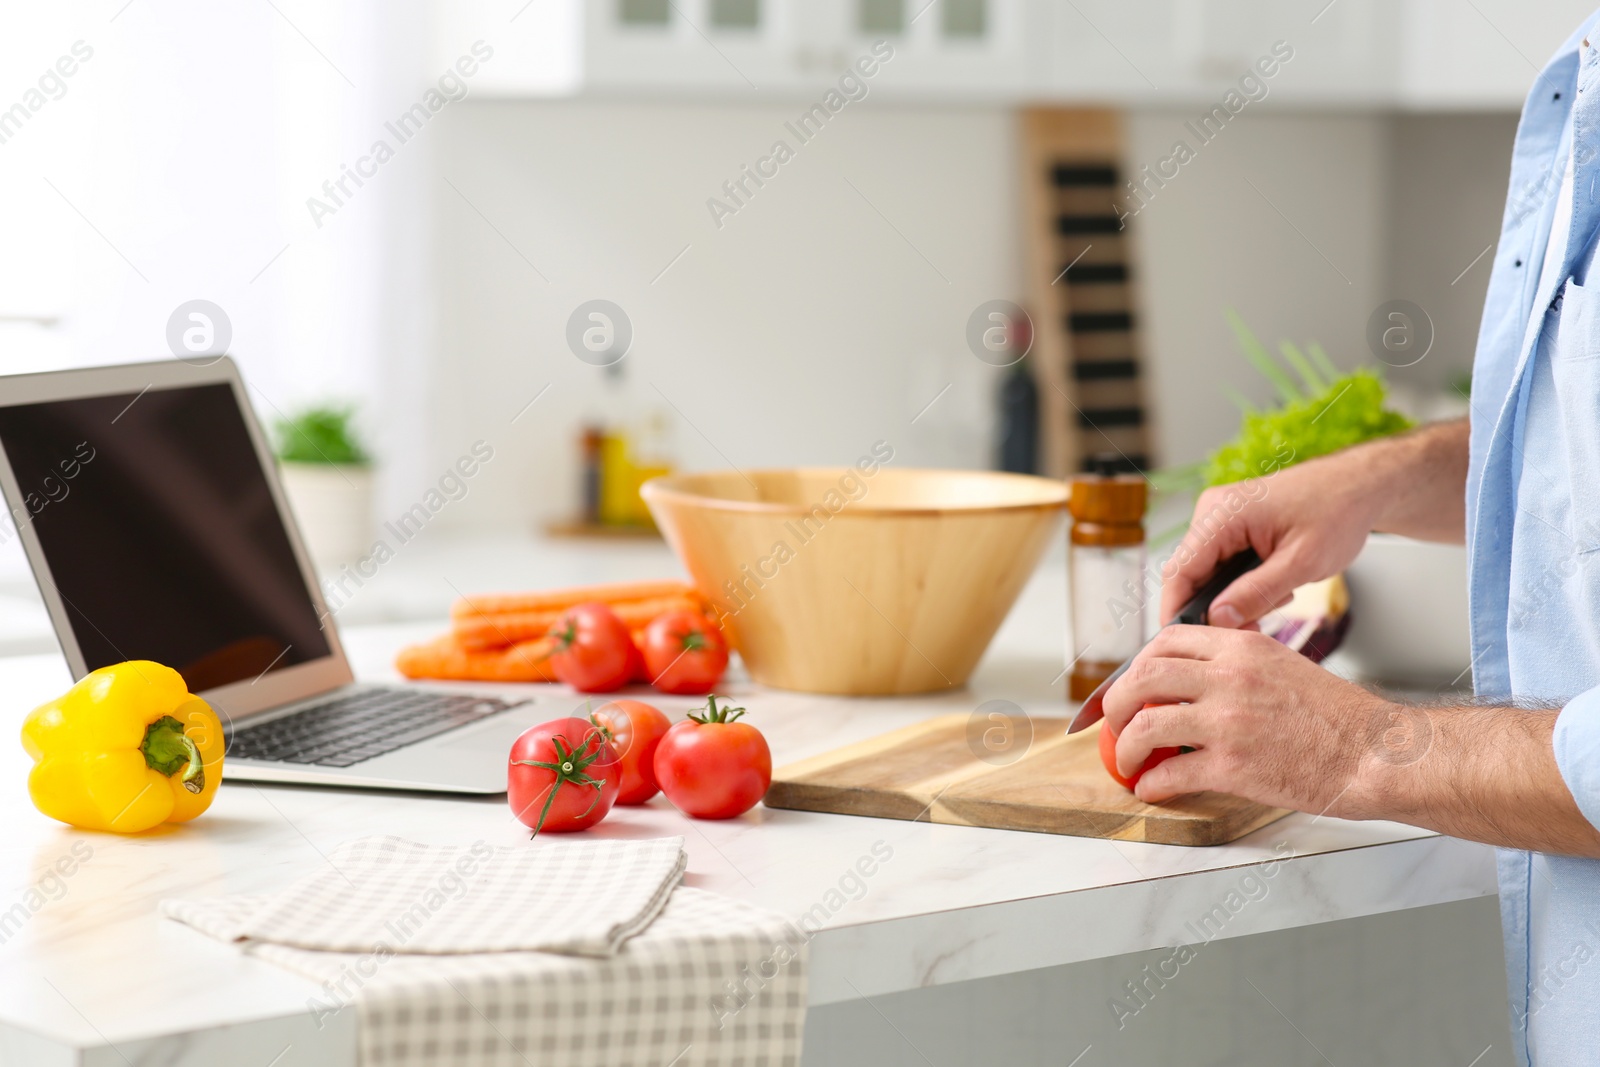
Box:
0 536 1498 1065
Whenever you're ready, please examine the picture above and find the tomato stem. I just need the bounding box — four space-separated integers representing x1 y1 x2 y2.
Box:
510 728 608 836
687 694 745 725
551 620 578 651
587 700 616 744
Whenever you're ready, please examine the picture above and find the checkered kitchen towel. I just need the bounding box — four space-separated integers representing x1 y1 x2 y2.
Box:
162 835 686 956
162 836 807 1067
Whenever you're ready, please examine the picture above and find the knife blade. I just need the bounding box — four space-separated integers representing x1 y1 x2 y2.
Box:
1064 547 1262 734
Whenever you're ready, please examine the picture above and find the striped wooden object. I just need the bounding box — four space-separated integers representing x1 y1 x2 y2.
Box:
1019 108 1154 477
763 714 1288 846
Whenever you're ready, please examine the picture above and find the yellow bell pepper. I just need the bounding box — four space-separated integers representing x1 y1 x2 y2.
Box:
21 661 224 833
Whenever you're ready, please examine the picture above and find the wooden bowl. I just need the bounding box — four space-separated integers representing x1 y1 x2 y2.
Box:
641 467 1069 695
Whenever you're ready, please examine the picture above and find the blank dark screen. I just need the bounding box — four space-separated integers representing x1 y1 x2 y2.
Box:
0 382 332 691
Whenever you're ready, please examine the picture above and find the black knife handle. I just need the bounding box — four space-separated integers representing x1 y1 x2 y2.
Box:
1171 548 1262 626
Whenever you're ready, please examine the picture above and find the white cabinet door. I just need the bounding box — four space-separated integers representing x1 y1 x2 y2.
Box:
582 0 803 94
1190 0 1397 106
580 0 1037 100
1398 0 1594 109
1039 0 1186 103
828 0 1038 101
1039 0 1398 106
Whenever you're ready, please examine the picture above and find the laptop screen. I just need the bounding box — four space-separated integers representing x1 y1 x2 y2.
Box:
0 381 332 692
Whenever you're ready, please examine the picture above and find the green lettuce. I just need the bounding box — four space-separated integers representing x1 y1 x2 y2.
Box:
1201 312 1412 487
1204 368 1412 486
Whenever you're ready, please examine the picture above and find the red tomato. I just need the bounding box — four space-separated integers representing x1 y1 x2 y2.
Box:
626 637 649 684
653 695 771 819
508 717 619 834
590 698 672 805
641 611 730 695
1098 705 1181 792
547 603 634 693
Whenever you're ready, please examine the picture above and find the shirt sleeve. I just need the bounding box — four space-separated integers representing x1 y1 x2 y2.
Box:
1554 686 1600 830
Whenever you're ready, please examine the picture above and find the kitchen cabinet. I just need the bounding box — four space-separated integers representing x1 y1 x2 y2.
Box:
1397 0 1597 109
580 0 803 94
1219 0 1397 106
439 0 1035 99
1035 0 1179 102
438 0 1589 109
580 0 1038 99
985 0 1425 107
827 0 1040 101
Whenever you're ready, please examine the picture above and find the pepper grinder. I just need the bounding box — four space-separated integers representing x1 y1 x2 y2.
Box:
1067 457 1148 701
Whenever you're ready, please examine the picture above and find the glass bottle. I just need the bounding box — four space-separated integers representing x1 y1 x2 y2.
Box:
1067 459 1147 700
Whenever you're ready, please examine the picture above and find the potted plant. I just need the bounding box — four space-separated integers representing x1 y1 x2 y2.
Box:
274 404 373 567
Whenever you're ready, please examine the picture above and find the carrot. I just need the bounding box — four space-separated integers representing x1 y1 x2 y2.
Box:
396 625 665 684
450 580 698 621
452 595 707 651
395 634 562 683
404 577 735 684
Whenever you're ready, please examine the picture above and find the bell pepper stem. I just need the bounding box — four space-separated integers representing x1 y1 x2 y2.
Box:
177 734 205 794
142 715 205 794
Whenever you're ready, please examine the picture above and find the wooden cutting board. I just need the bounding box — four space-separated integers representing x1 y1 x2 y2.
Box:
763 714 1288 846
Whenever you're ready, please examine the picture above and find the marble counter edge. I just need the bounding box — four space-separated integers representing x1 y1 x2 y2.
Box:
0 1001 359 1067
804 833 1498 1005
3 833 1496 1059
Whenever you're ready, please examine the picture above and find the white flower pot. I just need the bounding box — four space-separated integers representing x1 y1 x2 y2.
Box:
277 462 374 567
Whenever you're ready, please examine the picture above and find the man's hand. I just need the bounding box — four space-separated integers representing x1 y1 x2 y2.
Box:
1102 625 1600 858
1158 419 1470 627
1101 625 1388 813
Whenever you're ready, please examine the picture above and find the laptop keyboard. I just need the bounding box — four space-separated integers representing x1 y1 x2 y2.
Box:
225 689 519 768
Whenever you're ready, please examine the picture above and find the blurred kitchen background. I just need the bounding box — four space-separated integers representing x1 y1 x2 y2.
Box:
0 0 1583 647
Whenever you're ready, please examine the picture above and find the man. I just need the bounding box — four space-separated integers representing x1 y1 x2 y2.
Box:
1102 15 1600 1066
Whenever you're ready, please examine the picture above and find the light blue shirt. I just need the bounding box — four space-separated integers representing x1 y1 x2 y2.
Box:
1470 11 1600 1064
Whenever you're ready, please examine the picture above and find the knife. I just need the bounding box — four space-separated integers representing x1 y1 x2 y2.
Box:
1064 547 1262 734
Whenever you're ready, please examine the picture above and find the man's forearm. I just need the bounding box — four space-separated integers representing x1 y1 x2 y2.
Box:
1351 703 1600 857
1341 417 1469 544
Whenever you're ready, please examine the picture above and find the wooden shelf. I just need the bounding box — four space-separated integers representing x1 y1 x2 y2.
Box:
543 520 662 540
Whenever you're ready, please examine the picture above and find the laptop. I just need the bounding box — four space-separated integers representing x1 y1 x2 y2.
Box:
0 357 548 793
